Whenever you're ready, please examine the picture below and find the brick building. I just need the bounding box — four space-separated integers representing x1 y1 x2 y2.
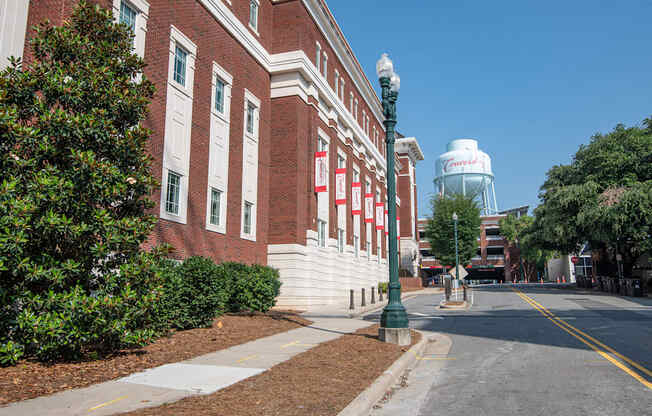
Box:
417 214 524 283
2 0 422 309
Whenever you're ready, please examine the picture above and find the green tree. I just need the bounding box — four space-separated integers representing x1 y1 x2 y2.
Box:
499 214 554 281
0 2 162 363
425 194 481 269
533 117 652 277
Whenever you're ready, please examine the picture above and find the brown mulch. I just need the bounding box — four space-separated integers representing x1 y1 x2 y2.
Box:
0 311 310 405
126 324 421 416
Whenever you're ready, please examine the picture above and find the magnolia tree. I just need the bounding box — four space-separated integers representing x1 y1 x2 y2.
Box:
425 194 481 269
0 2 162 364
533 117 652 278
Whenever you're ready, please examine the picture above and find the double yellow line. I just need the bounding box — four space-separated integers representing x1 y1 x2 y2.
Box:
512 288 652 390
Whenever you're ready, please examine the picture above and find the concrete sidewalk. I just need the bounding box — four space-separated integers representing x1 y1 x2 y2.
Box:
0 317 371 416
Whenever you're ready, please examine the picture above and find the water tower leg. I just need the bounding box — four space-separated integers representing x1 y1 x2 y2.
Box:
491 181 498 214
462 174 466 197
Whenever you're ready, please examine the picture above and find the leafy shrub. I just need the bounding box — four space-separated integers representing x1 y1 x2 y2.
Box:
0 341 24 367
229 265 281 313
169 257 230 329
379 282 389 294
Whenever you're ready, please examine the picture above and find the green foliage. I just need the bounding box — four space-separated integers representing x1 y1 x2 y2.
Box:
425 194 481 267
229 265 282 312
499 214 554 281
533 117 652 276
379 282 389 294
0 2 160 363
167 257 230 330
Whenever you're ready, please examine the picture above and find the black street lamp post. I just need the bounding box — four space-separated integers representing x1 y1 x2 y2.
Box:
377 53 410 345
453 212 459 284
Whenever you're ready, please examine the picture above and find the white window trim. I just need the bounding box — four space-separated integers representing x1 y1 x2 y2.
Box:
315 41 321 70
241 89 261 241
160 26 196 224
354 98 358 121
168 25 197 98
113 0 149 58
248 0 259 36
340 79 345 101
206 61 233 234
334 70 339 97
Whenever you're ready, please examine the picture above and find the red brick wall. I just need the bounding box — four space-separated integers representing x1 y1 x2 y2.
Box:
24 0 271 265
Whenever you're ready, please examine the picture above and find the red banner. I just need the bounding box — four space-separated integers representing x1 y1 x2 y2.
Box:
364 194 374 223
335 168 346 205
385 209 389 235
314 151 327 193
376 203 385 230
351 182 362 215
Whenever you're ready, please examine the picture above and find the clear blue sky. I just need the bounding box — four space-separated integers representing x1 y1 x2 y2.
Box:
327 0 652 217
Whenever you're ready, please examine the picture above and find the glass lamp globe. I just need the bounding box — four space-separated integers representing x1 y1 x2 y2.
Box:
390 73 401 93
452 212 458 221
376 53 394 79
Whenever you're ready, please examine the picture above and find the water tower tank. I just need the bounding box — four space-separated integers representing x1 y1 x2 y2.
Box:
434 139 498 215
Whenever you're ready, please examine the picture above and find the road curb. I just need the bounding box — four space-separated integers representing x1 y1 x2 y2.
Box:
337 330 430 416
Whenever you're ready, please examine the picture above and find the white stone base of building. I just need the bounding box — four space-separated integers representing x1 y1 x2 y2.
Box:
268 230 389 310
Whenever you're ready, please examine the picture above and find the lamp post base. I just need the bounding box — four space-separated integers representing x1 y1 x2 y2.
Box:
378 327 411 346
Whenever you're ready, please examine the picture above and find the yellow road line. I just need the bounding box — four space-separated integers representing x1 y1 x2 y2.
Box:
236 354 258 363
88 396 128 412
512 288 652 390
517 289 652 378
281 341 299 348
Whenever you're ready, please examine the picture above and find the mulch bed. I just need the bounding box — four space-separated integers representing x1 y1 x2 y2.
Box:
0 311 310 405
126 324 421 416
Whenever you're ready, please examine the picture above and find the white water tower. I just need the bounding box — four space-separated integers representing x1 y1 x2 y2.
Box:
434 139 498 215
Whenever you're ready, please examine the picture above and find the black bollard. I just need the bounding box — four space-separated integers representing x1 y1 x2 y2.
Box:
349 289 354 310
371 286 375 304
463 285 467 301
379 285 384 302
361 288 366 307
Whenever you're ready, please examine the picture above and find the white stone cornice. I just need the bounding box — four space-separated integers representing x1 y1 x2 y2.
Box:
270 51 386 172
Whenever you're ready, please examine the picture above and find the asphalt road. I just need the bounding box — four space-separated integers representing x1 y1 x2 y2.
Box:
367 286 652 416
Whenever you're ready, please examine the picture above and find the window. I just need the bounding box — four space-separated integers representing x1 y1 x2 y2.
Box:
165 171 181 214
354 99 358 121
246 102 256 134
209 188 222 226
119 1 137 32
337 228 344 253
377 242 381 263
353 169 360 183
214 78 225 113
322 53 327 77
354 235 359 257
340 79 345 101
318 136 328 152
318 220 326 248
349 92 353 113
249 0 258 31
367 242 371 261
315 42 321 70
337 155 345 169
243 202 253 235
173 45 187 86
362 110 366 129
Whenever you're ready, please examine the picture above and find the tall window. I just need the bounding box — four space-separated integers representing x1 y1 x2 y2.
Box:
334 71 339 96
367 242 371 261
214 78 225 113
249 0 258 31
337 228 344 253
318 220 326 248
354 99 358 121
362 110 366 130
377 241 382 263
340 79 345 101
173 45 187 86
322 53 327 77
337 155 345 169
315 42 321 70
246 102 256 134
210 188 222 226
243 202 253 234
349 92 353 113
119 1 137 32
165 171 181 214
354 235 359 257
